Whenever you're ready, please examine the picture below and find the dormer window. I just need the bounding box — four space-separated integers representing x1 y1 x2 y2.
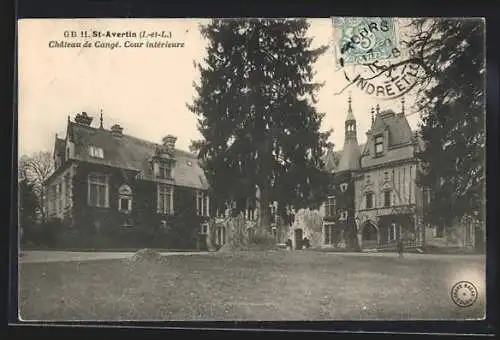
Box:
156 159 172 179
374 135 384 156
89 146 104 159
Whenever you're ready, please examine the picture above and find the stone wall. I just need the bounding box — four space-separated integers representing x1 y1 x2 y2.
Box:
289 208 324 249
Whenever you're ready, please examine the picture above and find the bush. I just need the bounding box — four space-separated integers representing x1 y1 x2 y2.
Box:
250 230 275 246
33 218 65 248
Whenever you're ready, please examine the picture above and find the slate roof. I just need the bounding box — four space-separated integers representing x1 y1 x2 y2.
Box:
322 144 365 173
360 109 421 167
363 109 414 152
67 121 209 190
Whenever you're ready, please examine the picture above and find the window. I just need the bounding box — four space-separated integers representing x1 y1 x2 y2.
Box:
339 183 348 192
48 185 56 216
200 223 209 234
366 192 374 209
60 180 65 212
388 223 397 242
384 190 392 207
270 204 278 223
88 173 109 207
118 184 133 212
160 220 168 230
324 224 334 244
423 187 431 207
339 210 348 220
157 183 173 214
196 191 210 217
374 135 384 155
89 146 104 159
216 226 226 245
157 160 172 179
123 218 134 230
384 171 390 181
246 197 256 221
325 196 336 218
272 227 278 241
64 174 71 208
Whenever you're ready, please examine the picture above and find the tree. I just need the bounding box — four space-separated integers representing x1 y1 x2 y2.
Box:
409 19 486 233
19 178 39 244
189 19 333 234
19 151 54 222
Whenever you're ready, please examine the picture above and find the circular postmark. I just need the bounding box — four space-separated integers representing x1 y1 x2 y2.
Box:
450 280 478 308
332 17 425 100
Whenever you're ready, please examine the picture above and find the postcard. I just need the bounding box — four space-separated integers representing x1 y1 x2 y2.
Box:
17 17 486 321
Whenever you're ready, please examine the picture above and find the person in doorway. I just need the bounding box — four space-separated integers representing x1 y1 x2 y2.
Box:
396 237 404 259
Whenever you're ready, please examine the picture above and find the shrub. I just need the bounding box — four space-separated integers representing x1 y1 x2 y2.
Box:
249 230 275 246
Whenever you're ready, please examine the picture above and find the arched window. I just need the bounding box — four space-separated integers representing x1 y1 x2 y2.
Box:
118 184 133 212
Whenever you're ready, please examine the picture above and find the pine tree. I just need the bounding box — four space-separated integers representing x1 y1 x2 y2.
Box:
189 19 332 234
411 18 485 233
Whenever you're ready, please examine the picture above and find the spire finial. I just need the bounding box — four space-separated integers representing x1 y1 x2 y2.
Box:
345 92 355 121
376 104 380 114
99 109 104 129
401 97 405 115
371 107 375 125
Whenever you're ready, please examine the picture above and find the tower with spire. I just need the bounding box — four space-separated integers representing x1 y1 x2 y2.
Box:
336 93 361 172
322 94 362 250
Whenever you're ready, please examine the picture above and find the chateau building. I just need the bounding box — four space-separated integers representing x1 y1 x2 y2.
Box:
44 112 212 248
353 101 426 250
43 104 479 251
320 97 428 250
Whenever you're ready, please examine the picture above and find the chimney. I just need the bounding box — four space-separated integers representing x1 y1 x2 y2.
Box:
111 124 123 136
74 112 93 126
162 135 177 153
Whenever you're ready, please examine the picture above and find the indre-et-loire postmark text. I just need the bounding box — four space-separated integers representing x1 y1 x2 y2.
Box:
332 17 424 100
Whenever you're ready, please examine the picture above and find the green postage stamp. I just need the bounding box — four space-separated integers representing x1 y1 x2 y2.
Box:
332 17 399 66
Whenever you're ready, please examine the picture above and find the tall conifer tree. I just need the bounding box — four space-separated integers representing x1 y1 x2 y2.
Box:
189 19 332 233
410 18 486 233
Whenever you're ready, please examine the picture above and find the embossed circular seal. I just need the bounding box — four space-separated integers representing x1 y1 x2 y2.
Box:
450 281 478 308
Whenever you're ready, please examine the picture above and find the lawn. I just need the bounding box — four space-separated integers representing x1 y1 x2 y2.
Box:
19 250 486 321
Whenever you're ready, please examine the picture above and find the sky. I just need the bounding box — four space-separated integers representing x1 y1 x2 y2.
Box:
18 18 421 157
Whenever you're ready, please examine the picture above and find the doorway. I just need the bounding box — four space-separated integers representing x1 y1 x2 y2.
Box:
362 222 378 248
294 228 303 250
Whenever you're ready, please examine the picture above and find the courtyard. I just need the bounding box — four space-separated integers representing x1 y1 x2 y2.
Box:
19 250 485 321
